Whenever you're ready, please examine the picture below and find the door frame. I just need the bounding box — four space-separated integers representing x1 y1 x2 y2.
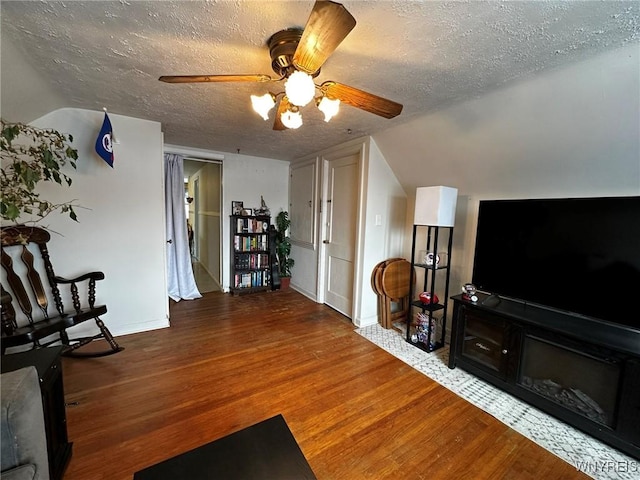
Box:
316 140 368 321
165 145 225 289
193 177 200 259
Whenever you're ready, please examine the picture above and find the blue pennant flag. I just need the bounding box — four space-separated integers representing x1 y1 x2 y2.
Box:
95 112 114 167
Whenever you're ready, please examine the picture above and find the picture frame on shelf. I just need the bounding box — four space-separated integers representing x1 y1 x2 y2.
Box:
241 208 253 216
232 201 243 215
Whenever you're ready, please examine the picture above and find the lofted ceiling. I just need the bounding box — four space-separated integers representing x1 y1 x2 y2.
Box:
1 1 638 161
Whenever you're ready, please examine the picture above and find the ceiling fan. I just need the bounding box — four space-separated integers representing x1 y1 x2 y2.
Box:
159 0 403 130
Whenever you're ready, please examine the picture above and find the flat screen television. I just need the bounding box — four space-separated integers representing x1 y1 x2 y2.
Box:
472 196 640 330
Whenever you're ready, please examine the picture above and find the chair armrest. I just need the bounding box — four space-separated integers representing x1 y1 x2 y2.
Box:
53 271 105 284
53 272 105 312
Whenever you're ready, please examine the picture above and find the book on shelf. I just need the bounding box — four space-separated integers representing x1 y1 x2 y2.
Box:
233 234 268 252
234 253 270 270
233 269 271 289
235 216 268 234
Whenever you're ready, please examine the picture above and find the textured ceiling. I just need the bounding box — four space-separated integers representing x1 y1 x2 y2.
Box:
1 1 639 161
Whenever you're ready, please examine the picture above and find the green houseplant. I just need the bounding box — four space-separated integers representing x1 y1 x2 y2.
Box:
0 119 79 225
275 210 294 288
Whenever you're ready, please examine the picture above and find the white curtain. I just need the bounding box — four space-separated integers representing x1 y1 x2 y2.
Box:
164 153 201 301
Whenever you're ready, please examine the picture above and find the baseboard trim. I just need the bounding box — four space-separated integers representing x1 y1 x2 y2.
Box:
290 284 317 302
112 320 170 337
354 315 378 328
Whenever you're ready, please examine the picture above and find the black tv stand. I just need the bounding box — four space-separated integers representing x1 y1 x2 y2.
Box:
449 293 640 459
480 293 501 307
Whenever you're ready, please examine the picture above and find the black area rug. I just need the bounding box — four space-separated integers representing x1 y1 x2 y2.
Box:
134 414 316 480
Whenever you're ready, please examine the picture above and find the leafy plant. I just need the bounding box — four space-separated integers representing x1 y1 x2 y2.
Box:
1 119 79 224
275 210 295 278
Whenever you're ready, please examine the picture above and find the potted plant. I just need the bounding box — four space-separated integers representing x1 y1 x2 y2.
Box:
1 119 79 226
274 210 294 289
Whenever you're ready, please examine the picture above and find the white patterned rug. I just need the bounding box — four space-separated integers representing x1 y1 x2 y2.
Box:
356 323 638 480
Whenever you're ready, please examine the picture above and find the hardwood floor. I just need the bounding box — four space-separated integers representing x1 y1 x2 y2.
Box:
61 290 588 479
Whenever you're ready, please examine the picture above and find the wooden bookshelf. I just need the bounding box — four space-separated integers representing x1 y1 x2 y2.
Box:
230 215 272 295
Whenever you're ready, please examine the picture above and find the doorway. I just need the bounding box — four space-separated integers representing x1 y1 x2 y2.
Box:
183 159 222 293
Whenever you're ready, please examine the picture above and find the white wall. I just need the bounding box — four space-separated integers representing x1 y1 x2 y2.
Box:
356 138 407 326
374 43 640 297
29 108 169 337
375 44 640 199
0 36 66 123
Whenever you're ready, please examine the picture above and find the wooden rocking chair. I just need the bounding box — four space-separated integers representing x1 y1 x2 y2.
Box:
1 225 123 357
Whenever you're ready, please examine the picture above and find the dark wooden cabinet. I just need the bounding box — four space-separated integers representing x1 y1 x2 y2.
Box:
1 346 72 480
456 308 510 378
449 294 640 459
230 215 272 295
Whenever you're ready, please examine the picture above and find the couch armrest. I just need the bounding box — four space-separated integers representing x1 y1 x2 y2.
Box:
1 366 50 480
1 464 37 480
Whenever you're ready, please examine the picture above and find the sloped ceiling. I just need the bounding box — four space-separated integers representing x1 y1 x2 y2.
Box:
1 1 638 161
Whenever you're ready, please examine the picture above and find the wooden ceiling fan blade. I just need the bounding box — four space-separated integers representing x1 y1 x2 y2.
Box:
320 81 403 119
273 96 291 131
293 1 356 75
159 74 273 83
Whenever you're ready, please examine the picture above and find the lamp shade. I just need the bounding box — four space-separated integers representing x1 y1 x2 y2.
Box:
414 186 458 226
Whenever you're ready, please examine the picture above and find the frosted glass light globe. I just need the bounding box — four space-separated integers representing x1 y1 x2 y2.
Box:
284 71 315 107
317 96 340 122
281 108 303 129
250 93 275 120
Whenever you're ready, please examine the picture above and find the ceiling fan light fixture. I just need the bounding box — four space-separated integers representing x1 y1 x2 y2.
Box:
251 92 276 120
160 2 403 131
284 71 316 107
317 96 340 122
281 106 303 129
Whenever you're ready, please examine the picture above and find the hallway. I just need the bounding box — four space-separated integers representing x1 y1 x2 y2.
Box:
192 260 219 293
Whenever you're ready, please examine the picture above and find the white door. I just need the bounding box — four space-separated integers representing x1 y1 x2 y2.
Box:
323 153 358 317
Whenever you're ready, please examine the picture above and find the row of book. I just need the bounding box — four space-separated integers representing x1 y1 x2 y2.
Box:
234 253 270 270
233 270 271 289
234 235 268 252
236 218 269 233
